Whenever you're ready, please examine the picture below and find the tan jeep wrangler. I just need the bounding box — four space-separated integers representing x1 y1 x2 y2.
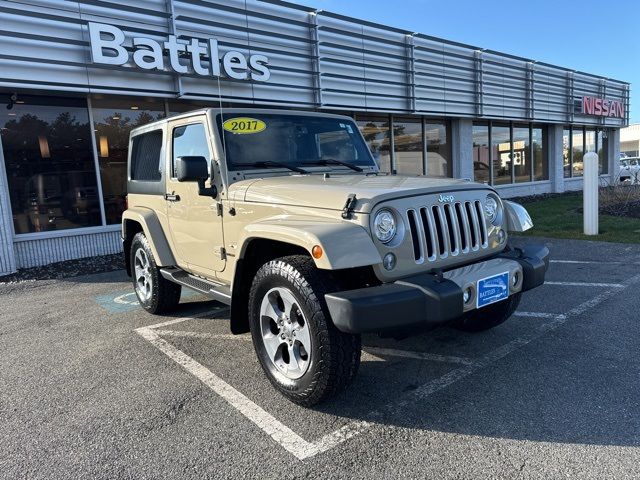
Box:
123 109 549 406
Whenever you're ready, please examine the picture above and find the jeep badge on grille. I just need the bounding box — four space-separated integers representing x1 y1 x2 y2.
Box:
438 194 455 203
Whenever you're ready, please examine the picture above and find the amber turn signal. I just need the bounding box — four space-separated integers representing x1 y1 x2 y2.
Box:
312 245 323 259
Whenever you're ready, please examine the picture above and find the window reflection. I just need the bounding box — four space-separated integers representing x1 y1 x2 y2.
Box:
394 117 423 176
572 128 584 177
597 130 608 174
532 127 547 181
355 116 391 173
513 125 531 183
425 122 450 177
0 95 101 234
492 125 511 185
563 128 571 178
92 97 165 225
473 123 490 183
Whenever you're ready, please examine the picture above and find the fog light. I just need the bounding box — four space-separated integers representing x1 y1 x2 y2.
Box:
383 252 396 271
463 287 472 305
512 271 519 287
498 229 506 244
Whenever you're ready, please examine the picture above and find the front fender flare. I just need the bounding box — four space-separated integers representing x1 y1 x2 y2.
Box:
122 207 176 267
238 218 382 270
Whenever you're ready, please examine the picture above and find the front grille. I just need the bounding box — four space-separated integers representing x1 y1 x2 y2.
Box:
407 200 488 263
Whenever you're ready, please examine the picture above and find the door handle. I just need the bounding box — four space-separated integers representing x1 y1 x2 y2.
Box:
164 193 180 202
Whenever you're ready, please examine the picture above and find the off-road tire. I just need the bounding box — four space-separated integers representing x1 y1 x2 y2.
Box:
452 292 522 332
130 232 181 314
248 255 361 407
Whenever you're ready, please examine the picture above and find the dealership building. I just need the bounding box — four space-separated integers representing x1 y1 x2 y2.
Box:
0 0 630 275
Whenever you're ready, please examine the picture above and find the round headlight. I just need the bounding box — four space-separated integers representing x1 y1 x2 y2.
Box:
484 196 499 224
373 209 397 244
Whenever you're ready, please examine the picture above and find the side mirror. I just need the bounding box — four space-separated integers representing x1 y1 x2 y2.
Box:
176 156 209 182
175 156 217 198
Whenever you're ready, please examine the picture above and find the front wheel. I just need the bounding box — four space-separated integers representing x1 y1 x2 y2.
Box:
451 292 522 332
248 255 361 407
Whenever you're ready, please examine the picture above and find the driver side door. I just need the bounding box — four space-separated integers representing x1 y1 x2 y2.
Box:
166 118 225 275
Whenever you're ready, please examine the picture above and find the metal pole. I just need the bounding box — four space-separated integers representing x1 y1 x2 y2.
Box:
583 151 599 235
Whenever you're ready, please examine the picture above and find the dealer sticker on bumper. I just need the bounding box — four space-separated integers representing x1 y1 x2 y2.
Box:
477 271 510 308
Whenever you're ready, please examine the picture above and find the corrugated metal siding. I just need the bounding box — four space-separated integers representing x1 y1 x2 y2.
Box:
13 230 122 269
0 0 629 126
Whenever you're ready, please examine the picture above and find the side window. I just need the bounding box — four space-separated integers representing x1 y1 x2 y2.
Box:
172 123 211 178
130 130 163 182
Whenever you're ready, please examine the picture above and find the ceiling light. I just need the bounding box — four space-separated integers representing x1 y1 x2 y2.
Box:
131 106 139 110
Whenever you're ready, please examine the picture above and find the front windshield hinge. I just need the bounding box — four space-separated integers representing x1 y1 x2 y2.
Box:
341 193 357 219
216 203 223 216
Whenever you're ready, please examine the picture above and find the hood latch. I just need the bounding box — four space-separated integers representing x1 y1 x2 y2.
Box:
341 193 357 219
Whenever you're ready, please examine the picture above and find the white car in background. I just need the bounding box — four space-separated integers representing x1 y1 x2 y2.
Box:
619 157 640 184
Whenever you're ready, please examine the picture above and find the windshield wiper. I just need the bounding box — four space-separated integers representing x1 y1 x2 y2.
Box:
247 161 309 174
307 158 363 172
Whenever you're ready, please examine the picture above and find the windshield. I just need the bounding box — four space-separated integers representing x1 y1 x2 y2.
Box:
216 113 376 171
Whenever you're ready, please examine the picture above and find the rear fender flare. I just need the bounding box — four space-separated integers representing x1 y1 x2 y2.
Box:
122 208 176 267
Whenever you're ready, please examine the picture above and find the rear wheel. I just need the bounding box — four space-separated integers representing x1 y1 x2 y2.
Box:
248 255 361 407
130 232 181 314
452 292 522 332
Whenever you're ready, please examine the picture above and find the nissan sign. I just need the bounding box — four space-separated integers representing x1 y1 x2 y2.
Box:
579 96 625 119
88 22 271 82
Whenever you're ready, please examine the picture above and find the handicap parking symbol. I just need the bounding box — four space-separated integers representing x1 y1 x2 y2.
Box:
95 291 142 313
95 289 199 314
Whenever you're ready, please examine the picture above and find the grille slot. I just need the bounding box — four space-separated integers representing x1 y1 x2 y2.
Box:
407 200 489 264
407 209 421 261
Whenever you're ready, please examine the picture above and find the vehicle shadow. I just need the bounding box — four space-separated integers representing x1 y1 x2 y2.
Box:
309 324 640 448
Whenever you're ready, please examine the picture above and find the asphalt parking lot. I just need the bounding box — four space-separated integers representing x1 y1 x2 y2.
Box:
2 237 640 479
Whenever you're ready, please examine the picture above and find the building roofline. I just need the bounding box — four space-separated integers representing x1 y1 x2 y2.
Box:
260 0 629 85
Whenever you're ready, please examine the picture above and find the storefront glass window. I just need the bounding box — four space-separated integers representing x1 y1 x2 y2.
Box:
425 121 450 177
393 117 423 176
512 125 531 183
355 115 391 173
597 130 608 174
0 95 101 234
585 128 596 154
91 97 166 225
492 124 511 185
572 127 584 177
563 128 571 178
473 123 490 183
532 127 548 181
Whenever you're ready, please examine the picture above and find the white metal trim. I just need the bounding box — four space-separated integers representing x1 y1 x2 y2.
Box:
87 95 108 227
13 224 121 243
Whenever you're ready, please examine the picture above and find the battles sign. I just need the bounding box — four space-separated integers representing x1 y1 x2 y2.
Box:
88 22 270 82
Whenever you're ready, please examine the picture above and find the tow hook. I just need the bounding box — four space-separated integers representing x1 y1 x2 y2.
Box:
341 193 357 219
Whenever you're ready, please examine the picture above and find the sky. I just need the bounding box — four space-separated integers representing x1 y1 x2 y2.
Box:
288 0 640 124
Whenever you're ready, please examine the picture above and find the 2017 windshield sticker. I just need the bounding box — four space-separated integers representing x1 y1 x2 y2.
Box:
222 117 266 134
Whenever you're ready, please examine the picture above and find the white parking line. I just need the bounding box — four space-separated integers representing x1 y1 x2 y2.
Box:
154 329 242 340
550 260 603 264
153 329 466 365
545 281 625 288
364 347 472 365
137 325 325 460
514 311 567 320
376 272 640 418
136 272 640 460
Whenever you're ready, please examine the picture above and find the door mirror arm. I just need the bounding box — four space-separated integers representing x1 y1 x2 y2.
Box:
197 179 217 198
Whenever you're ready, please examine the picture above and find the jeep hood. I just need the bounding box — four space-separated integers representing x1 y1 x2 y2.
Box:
233 174 490 213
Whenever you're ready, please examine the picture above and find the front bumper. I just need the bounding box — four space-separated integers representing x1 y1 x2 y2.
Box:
325 243 549 334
